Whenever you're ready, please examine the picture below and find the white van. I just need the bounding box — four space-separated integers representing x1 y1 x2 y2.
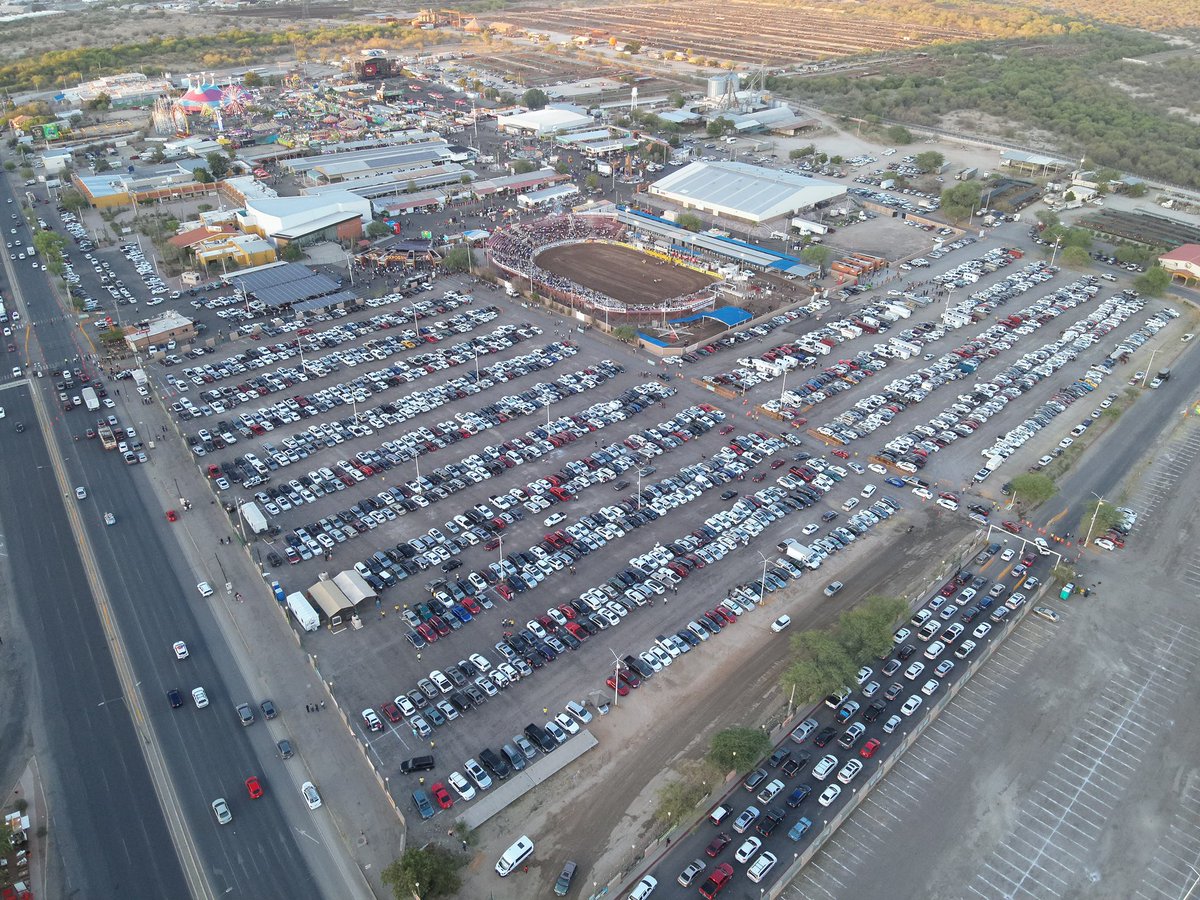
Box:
747 851 778 883
495 835 534 876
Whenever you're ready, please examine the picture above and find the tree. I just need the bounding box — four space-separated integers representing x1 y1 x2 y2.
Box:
554 161 569 175
1078 498 1123 542
612 324 637 342
708 726 772 772
19 166 34 180
87 92 111 110
191 167 213 184
652 761 716 825
1115 246 1152 266
706 116 733 137
886 124 913 144
280 242 302 261
1126 182 1148 197
149 144 166 163
1061 245 1091 268
3 161 14 172
59 187 88 213
668 90 685 109
1134 266 1170 297
836 596 908 662
1009 473 1058 506
800 244 832 275
94 157 112 172
241 71 263 88
782 630 855 702
381 846 464 899
789 144 815 160
914 150 944 172
676 212 703 232
441 246 471 273
1035 209 1059 229
511 159 536 175
584 173 600 191
522 88 548 110
366 220 390 238
206 152 229 179
940 181 981 222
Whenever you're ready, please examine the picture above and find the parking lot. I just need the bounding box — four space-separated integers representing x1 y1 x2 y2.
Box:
120 210 1197 880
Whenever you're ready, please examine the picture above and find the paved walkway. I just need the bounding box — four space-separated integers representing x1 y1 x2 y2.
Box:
117 382 405 897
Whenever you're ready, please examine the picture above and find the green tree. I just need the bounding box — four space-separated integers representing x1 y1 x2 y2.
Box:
914 150 944 172
612 324 637 342
280 242 302 261
19 165 34 180
554 161 569 175
149 144 166 163
836 596 908 662
521 87 548 110
366 220 390 238
192 167 213 184
1035 209 1060 229
1061 245 1091 268
241 71 263 88
1126 182 1148 198
1133 266 1170 296
708 726 772 772
706 116 734 137
886 124 913 144
1009 473 1058 505
1115 246 1152 266
676 212 703 232
94 157 112 172
789 144 816 160
584 173 600 191
511 159 536 175
87 92 111 110
1078 498 1123 541
668 90 685 109
940 181 981 221
800 244 832 275
781 630 855 702
206 151 229 179
381 845 464 899
652 760 716 825
441 246 471 272
3 161 14 172
59 187 88 213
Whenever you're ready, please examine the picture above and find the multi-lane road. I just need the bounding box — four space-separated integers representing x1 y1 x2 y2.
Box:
0 171 348 898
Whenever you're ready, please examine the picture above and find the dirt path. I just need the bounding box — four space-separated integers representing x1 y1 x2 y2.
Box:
459 510 978 897
537 242 716 305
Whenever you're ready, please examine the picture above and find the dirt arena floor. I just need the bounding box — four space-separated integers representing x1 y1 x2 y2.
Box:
536 242 717 306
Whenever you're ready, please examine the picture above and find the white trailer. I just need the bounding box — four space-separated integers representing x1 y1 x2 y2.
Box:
239 501 269 535
82 386 100 412
790 217 829 236
286 592 320 632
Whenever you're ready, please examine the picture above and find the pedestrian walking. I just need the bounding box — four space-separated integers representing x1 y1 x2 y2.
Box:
320 700 325 709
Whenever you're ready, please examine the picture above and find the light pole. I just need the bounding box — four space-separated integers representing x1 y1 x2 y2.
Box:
609 648 621 707
1049 237 1062 268
757 551 770 602
1083 491 1107 548
1142 345 1162 387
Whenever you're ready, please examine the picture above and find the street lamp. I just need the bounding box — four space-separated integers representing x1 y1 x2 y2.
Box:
757 551 770 603
1082 491 1107 548
1049 237 1063 268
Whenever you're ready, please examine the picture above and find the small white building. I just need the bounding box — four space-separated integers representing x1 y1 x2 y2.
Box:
497 105 594 136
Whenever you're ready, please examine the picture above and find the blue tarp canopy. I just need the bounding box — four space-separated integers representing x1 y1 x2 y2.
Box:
669 307 753 328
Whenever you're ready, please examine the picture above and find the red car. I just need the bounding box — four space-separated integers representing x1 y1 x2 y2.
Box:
429 615 451 637
832 449 850 459
557 604 576 620
605 676 630 697
564 621 588 642
1001 521 1022 534
381 701 402 723
700 863 734 898
461 597 481 615
770 459 786 469
166 509 178 522
206 464 221 478
416 622 438 644
617 668 641 690
705 833 732 858
718 425 735 435
430 782 453 810
710 608 736 626
860 738 881 759
245 776 264 799
939 491 959 502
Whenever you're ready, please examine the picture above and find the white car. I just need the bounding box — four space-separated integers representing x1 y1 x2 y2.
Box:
75 486 87 500
544 512 565 527
447 770 476 801
173 641 189 660
901 695 923 716
192 687 209 708
554 712 580 736
802 523 820 535
211 798 232 824
301 781 322 809
735 836 762 863
103 512 116 526
197 582 214 597
770 615 791 633
818 783 842 807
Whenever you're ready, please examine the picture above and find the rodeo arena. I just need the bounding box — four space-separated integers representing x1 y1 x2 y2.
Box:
482 207 823 351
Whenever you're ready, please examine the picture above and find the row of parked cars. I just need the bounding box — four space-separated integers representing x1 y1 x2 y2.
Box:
674 546 1052 894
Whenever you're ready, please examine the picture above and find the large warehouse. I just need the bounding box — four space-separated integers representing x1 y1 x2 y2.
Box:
649 160 845 225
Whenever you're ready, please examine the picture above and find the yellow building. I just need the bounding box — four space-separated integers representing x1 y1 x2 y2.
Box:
1159 244 1200 286
194 233 277 271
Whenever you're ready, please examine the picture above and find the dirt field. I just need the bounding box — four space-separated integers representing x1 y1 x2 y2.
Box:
536 242 716 306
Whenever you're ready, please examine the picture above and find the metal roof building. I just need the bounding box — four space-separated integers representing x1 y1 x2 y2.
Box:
225 262 343 308
649 160 845 225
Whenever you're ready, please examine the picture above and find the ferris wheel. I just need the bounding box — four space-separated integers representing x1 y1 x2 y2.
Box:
222 84 252 115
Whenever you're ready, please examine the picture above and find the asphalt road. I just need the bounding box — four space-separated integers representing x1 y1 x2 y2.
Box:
0 174 338 898
0 386 189 897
